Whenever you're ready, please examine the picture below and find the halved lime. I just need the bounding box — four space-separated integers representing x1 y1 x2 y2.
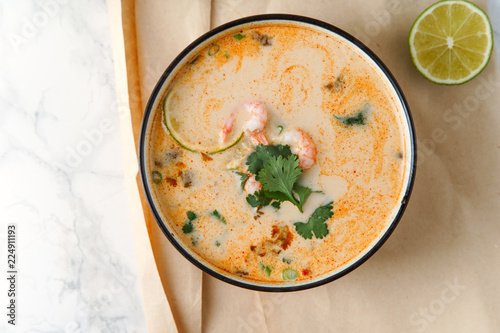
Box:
162 88 244 154
409 0 493 85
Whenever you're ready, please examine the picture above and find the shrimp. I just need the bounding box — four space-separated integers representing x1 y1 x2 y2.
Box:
281 129 317 170
219 101 268 145
242 101 268 145
219 112 236 144
244 174 262 194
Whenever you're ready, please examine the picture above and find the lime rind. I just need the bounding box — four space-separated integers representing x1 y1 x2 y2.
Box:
408 0 494 85
162 88 244 154
162 90 197 153
209 131 245 154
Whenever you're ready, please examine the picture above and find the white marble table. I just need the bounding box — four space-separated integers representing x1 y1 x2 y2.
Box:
0 1 146 332
0 1 499 332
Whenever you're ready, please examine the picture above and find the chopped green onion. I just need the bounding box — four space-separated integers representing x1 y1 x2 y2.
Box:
211 210 227 224
225 53 230 59
191 237 197 246
282 257 292 264
215 240 221 247
281 268 298 281
260 263 272 276
188 54 200 65
233 33 245 41
208 44 220 56
152 170 162 184
277 125 284 134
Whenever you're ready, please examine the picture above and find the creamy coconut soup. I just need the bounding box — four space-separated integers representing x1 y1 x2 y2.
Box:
145 23 411 284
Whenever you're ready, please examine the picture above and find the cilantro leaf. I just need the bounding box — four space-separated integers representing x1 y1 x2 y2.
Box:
235 171 249 189
246 194 260 208
264 190 289 203
271 201 281 209
246 144 292 174
211 210 227 224
294 221 314 239
246 189 272 207
335 112 365 126
182 221 193 234
335 105 368 126
183 211 197 233
265 185 316 212
257 154 302 211
293 184 313 211
187 211 197 221
273 144 291 157
294 202 334 239
244 144 317 213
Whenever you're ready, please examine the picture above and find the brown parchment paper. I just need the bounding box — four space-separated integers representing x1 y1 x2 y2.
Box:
108 1 178 332
112 0 500 332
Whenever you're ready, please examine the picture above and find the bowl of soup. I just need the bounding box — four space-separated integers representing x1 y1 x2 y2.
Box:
138 14 416 291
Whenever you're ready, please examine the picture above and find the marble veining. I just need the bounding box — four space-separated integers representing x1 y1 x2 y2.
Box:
0 0 498 332
0 0 146 332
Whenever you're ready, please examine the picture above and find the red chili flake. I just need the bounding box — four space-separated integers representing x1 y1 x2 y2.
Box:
165 178 177 186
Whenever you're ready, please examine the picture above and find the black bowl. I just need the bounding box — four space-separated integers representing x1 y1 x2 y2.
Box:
138 14 416 292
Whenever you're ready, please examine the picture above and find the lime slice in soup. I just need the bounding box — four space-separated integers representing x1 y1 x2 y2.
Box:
162 87 244 154
408 0 493 85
